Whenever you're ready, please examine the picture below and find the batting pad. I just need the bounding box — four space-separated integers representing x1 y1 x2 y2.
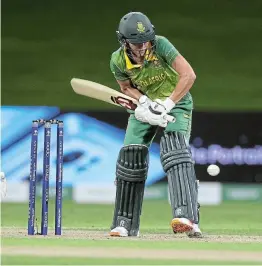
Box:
111 145 149 236
160 132 199 224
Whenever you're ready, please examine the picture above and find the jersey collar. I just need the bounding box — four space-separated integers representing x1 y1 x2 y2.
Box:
124 49 158 70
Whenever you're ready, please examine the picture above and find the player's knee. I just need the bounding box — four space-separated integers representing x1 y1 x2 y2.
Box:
116 144 149 182
160 131 192 171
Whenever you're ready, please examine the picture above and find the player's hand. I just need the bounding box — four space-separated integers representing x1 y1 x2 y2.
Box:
134 104 149 123
135 95 154 124
138 95 152 108
153 98 176 113
135 103 169 127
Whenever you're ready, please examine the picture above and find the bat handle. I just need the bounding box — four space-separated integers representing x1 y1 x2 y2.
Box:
164 114 176 123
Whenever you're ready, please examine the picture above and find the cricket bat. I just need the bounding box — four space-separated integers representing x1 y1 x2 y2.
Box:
71 78 175 122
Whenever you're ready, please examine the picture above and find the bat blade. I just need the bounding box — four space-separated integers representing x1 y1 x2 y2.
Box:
71 78 137 110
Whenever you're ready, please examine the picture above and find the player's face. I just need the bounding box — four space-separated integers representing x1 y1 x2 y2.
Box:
128 42 150 57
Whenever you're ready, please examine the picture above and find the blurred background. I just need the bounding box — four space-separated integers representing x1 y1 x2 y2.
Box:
2 0 262 206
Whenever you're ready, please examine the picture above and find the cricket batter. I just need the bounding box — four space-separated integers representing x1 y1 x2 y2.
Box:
109 11 202 238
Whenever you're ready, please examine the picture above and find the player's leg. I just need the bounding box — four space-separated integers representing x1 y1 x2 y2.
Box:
110 114 158 237
161 109 202 238
124 114 159 147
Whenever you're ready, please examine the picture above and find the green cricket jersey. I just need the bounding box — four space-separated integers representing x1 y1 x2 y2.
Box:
110 35 193 110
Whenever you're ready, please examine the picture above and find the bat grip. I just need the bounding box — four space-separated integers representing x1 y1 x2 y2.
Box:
164 114 176 123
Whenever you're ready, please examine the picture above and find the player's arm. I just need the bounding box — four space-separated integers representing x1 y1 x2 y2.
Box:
169 55 196 104
110 56 143 100
116 79 143 101
110 56 150 106
156 36 196 112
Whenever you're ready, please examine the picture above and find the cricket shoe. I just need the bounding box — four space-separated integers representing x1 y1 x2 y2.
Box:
171 217 194 234
110 226 128 237
186 223 203 238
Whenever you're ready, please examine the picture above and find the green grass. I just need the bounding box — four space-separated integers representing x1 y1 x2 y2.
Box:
2 200 262 235
2 256 261 265
2 238 262 251
2 200 262 265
